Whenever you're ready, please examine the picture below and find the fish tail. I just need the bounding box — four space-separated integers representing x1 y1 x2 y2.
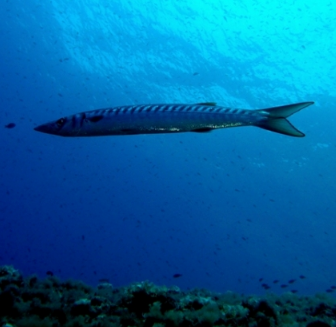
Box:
255 102 314 137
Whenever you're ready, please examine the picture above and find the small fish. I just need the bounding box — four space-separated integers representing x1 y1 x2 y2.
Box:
273 280 279 284
280 284 288 288
5 123 15 129
34 102 314 137
288 279 296 284
173 273 182 278
299 275 306 279
46 270 54 276
261 283 270 289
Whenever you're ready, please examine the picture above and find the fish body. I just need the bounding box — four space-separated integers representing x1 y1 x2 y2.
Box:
34 102 313 137
5 123 16 129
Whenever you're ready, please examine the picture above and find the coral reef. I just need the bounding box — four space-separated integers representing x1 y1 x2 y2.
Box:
0 266 335 326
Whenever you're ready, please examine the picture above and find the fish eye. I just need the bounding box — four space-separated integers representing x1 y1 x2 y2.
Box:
56 118 65 127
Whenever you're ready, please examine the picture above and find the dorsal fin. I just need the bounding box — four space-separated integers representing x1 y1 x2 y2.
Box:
196 102 216 106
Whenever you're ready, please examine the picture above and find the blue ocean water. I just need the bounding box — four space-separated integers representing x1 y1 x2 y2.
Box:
0 0 335 297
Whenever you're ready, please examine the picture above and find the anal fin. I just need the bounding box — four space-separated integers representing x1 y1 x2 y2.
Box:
191 128 213 133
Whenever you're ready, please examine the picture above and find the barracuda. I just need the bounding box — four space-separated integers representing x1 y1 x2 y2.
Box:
34 102 313 137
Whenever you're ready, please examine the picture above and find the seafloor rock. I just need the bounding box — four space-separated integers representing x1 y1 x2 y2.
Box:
0 265 335 326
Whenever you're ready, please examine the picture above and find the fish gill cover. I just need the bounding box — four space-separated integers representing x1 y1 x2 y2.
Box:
0 0 336 323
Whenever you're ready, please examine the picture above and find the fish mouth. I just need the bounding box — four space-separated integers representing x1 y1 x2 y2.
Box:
34 124 48 133
34 123 57 135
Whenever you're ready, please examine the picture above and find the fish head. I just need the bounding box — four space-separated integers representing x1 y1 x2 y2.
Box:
34 117 72 136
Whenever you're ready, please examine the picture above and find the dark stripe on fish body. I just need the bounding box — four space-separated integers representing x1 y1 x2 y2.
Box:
72 115 76 128
93 110 102 117
80 113 86 127
136 105 145 112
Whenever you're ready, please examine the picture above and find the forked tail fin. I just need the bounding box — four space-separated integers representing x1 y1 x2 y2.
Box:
255 102 314 137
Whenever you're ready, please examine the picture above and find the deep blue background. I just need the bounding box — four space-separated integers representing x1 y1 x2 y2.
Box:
0 0 335 295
